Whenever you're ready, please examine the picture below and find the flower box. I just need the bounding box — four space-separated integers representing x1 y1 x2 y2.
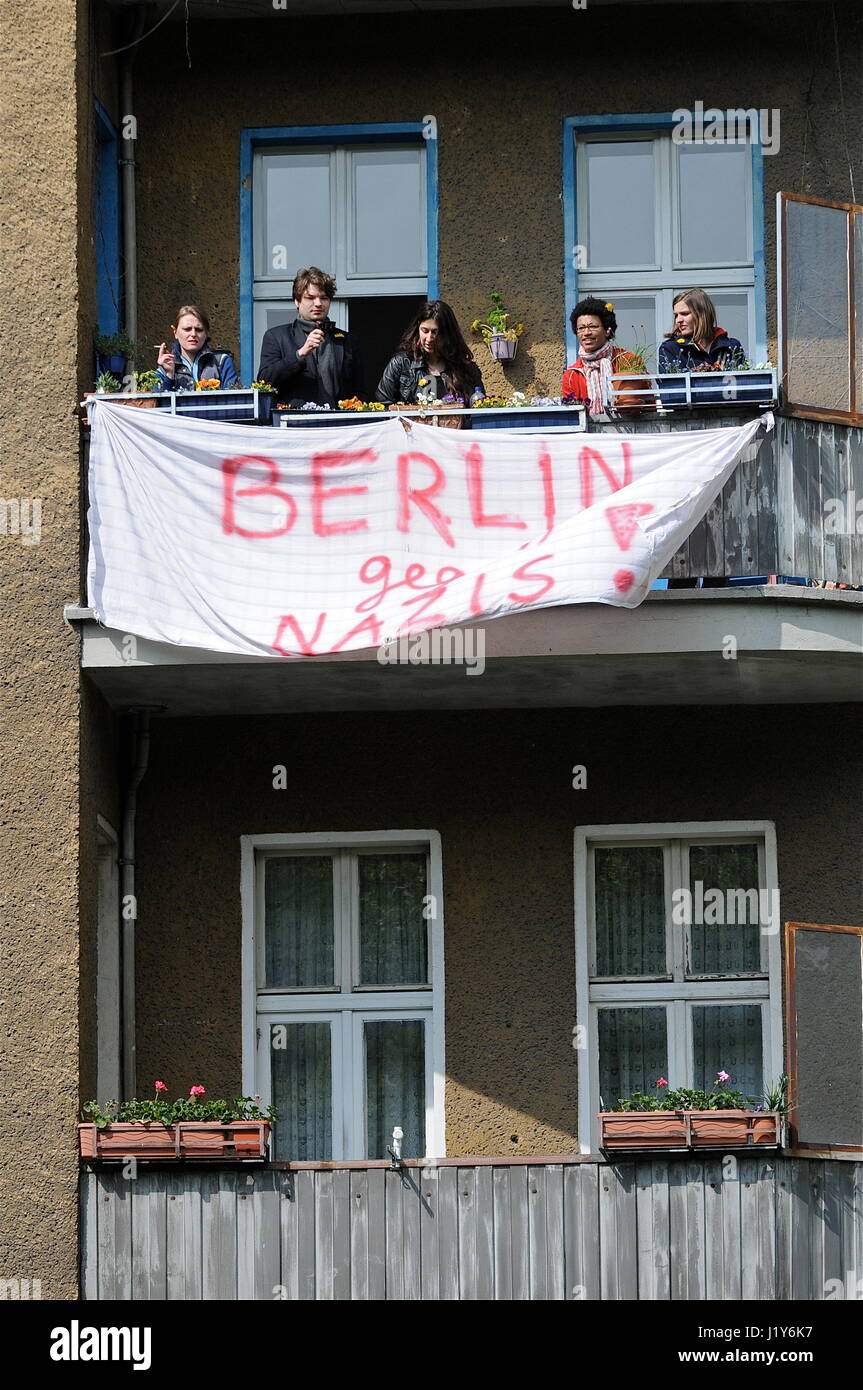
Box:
78 1120 271 1161
154 388 274 424
598 1109 781 1153
656 369 777 409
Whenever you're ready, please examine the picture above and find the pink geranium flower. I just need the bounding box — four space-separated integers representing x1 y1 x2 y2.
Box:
189 1085 206 1097
154 1081 168 1092
717 1070 731 1083
656 1077 668 1088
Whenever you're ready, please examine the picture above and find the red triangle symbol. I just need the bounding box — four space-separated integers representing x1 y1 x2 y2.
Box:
605 503 654 551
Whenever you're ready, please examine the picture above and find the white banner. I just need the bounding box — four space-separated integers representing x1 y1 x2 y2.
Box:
86 403 772 657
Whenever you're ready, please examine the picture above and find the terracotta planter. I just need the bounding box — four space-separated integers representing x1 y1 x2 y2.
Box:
488 333 518 362
78 1120 271 1160
598 1110 781 1152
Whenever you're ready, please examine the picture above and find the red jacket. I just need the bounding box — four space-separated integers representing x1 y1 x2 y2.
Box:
562 347 653 411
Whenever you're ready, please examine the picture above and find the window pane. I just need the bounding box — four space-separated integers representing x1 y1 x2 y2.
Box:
707 292 751 359
598 1007 667 1108
688 843 761 973
605 296 659 369
692 1004 762 1103
365 1020 425 1159
350 149 425 277
358 853 428 986
678 144 750 264
585 141 655 267
784 198 851 412
271 1021 332 1160
265 857 334 988
259 152 331 279
594 846 666 976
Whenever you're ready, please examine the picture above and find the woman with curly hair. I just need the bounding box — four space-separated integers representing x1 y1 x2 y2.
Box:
562 297 651 418
377 301 485 408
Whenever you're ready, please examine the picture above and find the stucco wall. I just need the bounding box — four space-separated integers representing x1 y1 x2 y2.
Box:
133 703 862 1157
129 2 861 396
0 0 92 1301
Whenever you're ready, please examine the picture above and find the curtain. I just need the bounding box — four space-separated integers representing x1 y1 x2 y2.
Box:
598 1007 668 1109
265 856 334 988
594 846 665 976
365 1020 425 1159
271 1021 332 1160
692 1005 763 1103
358 854 428 986
688 843 760 974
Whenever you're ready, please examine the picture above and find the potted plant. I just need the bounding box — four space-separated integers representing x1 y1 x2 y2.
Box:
658 360 777 409
471 292 524 362
79 1081 276 1160
598 1072 788 1152
95 330 139 377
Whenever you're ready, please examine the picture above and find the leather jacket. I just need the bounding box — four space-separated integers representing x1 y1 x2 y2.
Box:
376 352 485 405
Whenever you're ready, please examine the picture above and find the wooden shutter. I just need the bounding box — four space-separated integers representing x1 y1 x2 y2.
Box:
785 921 863 1152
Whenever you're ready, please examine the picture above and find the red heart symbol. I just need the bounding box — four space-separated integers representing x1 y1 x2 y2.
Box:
613 568 635 593
605 502 654 551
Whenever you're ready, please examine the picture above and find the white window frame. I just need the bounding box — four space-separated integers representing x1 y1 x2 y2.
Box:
574 821 782 1154
575 130 757 360
241 830 445 1159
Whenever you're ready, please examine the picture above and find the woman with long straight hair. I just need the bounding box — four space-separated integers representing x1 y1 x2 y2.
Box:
658 289 747 373
376 300 485 407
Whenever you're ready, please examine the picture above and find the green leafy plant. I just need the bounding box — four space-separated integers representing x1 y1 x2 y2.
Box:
470 292 524 345
250 379 276 393
82 1080 277 1129
609 1069 790 1113
94 372 123 394
94 329 139 358
130 369 160 392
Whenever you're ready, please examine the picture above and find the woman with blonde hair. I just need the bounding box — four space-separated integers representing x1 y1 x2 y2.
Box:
658 289 747 373
155 304 238 391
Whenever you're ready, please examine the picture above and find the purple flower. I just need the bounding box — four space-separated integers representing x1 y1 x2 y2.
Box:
717 1070 731 1083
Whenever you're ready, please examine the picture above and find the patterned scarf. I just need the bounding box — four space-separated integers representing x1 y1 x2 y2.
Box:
578 339 616 417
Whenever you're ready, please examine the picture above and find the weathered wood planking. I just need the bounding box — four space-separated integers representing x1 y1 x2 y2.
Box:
81 1156 863 1301
598 415 862 581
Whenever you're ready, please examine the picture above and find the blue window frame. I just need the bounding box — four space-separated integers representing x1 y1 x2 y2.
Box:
563 113 767 368
95 102 121 336
239 123 439 385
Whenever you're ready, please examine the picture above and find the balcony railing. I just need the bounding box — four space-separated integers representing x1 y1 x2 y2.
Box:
81 1154 863 1301
80 404 861 585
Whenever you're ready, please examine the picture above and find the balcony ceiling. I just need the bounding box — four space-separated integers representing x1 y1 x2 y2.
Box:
103 0 827 15
72 587 863 717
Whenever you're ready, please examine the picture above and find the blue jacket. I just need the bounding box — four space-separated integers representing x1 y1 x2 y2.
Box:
155 340 238 393
658 329 747 374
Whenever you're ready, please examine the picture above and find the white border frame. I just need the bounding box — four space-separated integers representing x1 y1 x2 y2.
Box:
574 820 782 1154
241 829 445 1158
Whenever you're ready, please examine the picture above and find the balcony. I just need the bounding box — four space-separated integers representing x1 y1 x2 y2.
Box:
71 406 862 715
81 1154 863 1301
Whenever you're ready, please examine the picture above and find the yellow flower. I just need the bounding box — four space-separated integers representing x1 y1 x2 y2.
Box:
605 302 614 311
418 378 428 386
334 332 345 338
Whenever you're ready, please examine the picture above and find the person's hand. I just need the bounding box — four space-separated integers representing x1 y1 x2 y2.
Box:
156 341 175 375
298 327 325 359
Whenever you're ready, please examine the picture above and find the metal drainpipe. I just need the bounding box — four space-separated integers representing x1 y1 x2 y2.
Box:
121 709 152 1099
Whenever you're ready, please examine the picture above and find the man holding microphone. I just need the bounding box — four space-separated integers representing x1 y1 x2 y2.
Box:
256 266 364 408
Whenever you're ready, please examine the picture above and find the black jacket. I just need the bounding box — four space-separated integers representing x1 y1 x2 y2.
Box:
376 352 485 405
256 320 363 407
658 329 747 373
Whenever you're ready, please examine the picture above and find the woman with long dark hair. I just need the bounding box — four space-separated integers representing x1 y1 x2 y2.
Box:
376 300 485 407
